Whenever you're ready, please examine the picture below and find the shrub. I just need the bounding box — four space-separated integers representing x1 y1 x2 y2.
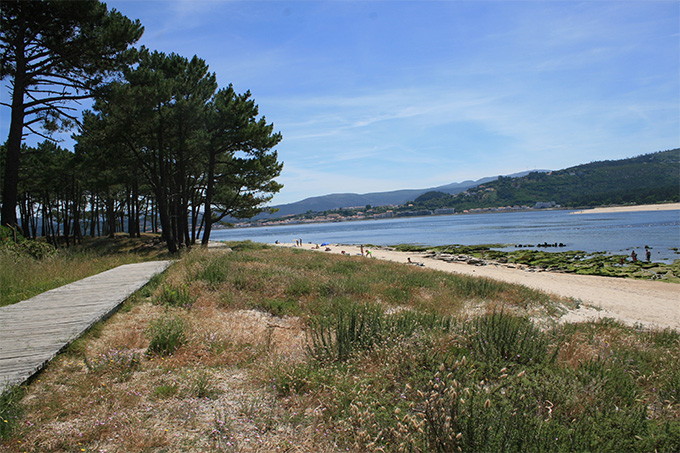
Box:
469 311 552 365
389 309 453 337
413 354 671 453
154 284 195 308
421 358 548 452
307 300 385 362
307 301 453 363
0 229 56 260
284 278 313 297
146 315 187 356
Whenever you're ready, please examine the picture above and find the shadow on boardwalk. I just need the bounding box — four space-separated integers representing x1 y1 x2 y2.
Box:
0 260 172 395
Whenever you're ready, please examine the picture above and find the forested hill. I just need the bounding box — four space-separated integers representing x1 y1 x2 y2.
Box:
422 149 679 211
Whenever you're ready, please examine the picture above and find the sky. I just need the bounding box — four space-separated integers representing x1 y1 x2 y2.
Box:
2 0 679 206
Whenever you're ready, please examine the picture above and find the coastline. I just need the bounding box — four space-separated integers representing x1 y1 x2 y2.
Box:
275 242 680 331
570 202 680 214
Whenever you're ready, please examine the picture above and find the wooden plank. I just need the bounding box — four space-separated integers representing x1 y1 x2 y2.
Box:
0 260 171 394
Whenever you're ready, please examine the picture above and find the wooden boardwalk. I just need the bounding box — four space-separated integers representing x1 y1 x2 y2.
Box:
0 260 172 395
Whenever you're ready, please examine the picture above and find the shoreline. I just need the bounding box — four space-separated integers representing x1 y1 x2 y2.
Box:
275 242 680 331
570 202 680 214
223 202 680 230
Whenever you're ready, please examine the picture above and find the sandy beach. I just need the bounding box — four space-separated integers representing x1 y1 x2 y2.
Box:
276 242 679 331
570 202 680 214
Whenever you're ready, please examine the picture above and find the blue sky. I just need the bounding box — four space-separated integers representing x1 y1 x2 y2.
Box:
3 1 679 206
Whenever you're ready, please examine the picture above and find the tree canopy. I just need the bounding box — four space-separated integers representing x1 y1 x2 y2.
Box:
1 0 143 227
1 2 284 253
77 49 283 252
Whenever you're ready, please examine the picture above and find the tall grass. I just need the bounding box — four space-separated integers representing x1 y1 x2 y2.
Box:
3 244 678 452
0 387 24 441
470 310 553 365
277 313 680 452
146 315 187 356
0 234 170 307
307 300 453 362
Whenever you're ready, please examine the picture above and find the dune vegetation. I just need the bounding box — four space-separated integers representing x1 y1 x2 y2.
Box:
1 240 679 452
0 230 171 307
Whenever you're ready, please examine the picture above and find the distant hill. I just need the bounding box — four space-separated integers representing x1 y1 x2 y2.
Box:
436 149 680 211
253 171 538 220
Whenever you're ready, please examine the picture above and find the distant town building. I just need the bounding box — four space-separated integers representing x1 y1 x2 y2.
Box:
533 201 557 209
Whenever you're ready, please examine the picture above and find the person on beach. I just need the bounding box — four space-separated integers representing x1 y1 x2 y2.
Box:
408 257 424 267
631 250 637 262
646 247 651 262
360 245 364 256
365 249 372 257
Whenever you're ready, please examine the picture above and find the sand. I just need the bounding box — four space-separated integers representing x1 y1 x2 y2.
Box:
276 242 680 331
570 202 680 214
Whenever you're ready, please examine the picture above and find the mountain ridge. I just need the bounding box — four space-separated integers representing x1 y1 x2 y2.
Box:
256 171 541 219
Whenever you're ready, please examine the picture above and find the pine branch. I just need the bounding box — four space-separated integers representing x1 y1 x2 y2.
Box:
23 93 91 109
24 124 58 141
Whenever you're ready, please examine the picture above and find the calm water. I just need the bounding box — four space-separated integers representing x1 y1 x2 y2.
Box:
210 209 680 263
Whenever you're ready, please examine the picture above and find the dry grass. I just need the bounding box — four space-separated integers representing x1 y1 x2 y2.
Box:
2 243 678 452
1 233 170 307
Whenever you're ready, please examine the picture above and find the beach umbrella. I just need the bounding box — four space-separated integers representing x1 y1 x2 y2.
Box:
321 242 330 246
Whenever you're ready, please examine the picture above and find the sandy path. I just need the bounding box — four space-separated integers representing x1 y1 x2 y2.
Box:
277 243 679 330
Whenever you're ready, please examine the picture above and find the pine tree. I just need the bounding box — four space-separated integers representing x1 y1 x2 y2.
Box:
0 0 143 228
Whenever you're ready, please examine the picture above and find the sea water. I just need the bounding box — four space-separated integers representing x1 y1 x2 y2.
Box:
209 209 680 263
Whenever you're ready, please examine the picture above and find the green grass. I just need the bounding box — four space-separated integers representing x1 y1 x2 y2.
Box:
0 234 171 307
0 387 24 441
146 315 187 356
153 284 195 308
2 241 678 451
273 313 680 452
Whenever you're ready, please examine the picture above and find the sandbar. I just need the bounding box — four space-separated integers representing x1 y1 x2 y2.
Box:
276 242 680 331
570 202 680 214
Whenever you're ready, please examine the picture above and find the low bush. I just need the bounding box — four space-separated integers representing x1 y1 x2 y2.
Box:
154 284 195 308
225 240 269 252
307 300 453 363
307 300 385 362
469 310 553 365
